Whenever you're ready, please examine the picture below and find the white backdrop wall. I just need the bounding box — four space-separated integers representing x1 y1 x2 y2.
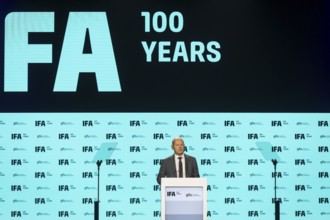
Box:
0 113 329 219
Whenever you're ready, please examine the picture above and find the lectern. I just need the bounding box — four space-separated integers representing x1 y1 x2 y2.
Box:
161 178 207 220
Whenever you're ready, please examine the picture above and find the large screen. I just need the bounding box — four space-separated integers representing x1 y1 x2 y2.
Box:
0 0 329 112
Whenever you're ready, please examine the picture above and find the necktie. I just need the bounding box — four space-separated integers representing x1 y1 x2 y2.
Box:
178 157 183 178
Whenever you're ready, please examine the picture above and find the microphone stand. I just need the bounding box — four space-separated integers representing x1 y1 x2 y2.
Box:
272 159 280 220
94 160 102 220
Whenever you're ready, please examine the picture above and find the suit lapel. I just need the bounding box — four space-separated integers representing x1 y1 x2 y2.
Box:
185 155 189 177
170 155 177 177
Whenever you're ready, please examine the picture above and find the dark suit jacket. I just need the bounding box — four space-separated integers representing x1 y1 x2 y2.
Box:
157 154 200 185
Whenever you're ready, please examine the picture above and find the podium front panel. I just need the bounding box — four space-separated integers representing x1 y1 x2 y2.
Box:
161 178 207 220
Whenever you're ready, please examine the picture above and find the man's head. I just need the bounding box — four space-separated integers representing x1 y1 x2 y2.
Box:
171 137 185 156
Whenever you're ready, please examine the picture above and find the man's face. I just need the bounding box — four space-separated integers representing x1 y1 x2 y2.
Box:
172 139 184 156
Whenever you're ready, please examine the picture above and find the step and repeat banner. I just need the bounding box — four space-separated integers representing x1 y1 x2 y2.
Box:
0 113 329 220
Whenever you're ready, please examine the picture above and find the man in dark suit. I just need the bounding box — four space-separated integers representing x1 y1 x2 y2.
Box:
157 137 200 185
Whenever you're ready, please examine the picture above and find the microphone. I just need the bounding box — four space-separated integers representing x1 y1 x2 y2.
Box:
96 160 102 166
271 159 277 166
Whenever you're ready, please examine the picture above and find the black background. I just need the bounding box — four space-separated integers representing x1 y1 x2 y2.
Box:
0 0 329 112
